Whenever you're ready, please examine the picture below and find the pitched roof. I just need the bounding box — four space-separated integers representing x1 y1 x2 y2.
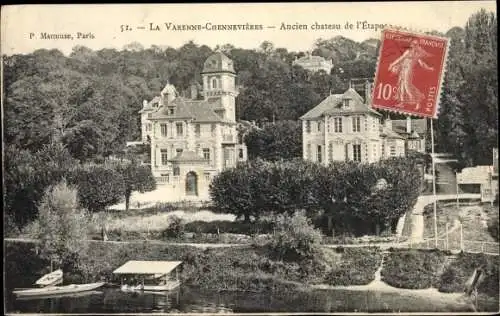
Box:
380 126 405 139
202 51 235 74
300 88 381 119
169 150 207 163
392 119 428 134
113 260 182 275
148 97 227 123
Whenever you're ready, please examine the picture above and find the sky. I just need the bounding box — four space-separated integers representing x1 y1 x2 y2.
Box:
1 1 497 55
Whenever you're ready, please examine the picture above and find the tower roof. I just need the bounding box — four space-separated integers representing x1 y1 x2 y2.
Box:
202 51 235 74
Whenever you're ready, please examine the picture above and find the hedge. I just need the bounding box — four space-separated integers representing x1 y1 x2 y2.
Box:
210 157 422 237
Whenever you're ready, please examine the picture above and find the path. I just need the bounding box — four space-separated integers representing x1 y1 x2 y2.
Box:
409 193 481 243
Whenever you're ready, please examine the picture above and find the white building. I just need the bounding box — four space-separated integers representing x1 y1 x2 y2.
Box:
139 52 247 200
300 81 407 164
293 52 333 73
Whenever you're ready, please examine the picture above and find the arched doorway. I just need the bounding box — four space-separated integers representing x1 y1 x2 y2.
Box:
185 171 198 196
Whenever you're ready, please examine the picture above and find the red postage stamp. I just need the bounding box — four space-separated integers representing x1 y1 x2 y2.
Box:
371 28 449 118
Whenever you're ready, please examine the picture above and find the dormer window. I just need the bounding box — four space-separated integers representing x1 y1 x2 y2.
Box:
168 107 174 115
342 98 351 108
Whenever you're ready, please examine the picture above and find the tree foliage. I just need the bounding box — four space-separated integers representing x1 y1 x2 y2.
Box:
210 157 422 236
244 120 302 161
71 165 125 213
437 9 497 166
23 180 89 269
269 211 323 261
115 161 157 211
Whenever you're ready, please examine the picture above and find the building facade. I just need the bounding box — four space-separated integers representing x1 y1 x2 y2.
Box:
300 82 408 164
139 52 247 200
293 52 333 73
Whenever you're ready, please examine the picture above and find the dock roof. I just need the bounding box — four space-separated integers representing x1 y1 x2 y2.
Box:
113 260 182 275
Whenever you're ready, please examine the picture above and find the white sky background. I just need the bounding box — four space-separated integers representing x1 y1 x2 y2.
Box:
1 1 497 56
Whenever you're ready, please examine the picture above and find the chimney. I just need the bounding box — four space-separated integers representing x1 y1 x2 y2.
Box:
406 116 412 133
364 80 372 104
142 100 148 108
385 117 392 130
190 84 198 100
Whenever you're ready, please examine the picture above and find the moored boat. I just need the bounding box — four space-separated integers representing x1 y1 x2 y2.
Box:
13 282 105 298
35 269 63 287
15 290 103 301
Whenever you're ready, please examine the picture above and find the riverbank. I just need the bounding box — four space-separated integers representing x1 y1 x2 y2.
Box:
4 241 499 311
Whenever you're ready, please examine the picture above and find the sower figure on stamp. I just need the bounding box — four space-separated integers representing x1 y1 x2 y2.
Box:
388 39 434 110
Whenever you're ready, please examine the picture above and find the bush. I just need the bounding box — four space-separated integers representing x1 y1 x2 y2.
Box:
326 247 382 286
487 212 499 241
438 252 499 296
381 249 446 289
161 215 186 239
268 211 323 262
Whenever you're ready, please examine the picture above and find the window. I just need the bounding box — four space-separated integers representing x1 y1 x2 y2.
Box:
176 122 183 136
390 145 396 156
306 121 311 133
353 144 362 162
204 172 211 181
145 123 152 132
317 121 322 132
211 124 216 136
317 145 322 163
372 118 376 131
239 148 244 159
372 144 378 159
212 78 217 89
334 117 342 133
160 149 168 165
173 167 180 176
352 116 361 132
195 124 201 137
203 148 210 160
306 143 311 159
327 119 331 133
169 108 174 115
176 148 183 156
160 123 168 137
364 116 368 131
343 98 350 108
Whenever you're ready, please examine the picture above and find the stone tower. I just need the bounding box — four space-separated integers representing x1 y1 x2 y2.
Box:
200 52 238 122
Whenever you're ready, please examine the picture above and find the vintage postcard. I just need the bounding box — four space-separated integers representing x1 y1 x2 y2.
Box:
2 2 498 315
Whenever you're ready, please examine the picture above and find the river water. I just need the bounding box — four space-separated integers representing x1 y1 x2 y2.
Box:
6 284 485 314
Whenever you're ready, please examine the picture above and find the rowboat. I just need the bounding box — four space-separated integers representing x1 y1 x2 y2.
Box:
35 269 63 287
15 290 103 301
13 282 105 298
120 281 180 292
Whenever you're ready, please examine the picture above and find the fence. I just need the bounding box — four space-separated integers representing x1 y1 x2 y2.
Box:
410 238 499 255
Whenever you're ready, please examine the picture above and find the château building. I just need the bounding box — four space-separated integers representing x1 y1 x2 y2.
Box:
139 52 247 200
300 81 426 164
293 52 333 73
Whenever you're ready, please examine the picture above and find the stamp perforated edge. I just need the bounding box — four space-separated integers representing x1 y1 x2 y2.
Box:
370 24 451 119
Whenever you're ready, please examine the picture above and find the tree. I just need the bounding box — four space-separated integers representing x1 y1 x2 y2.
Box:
244 120 302 161
115 161 156 211
24 180 89 270
72 165 125 213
